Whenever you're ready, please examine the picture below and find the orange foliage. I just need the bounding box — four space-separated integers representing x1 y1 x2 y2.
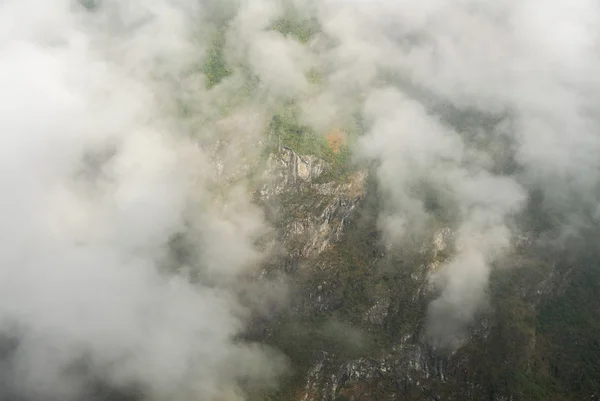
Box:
326 128 346 153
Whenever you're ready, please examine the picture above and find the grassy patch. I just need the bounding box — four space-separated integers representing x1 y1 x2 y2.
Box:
268 113 355 182
270 17 320 43
201 31 232 89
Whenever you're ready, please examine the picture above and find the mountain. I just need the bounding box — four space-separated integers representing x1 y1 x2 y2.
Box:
1 2 599 401
246 142 600 401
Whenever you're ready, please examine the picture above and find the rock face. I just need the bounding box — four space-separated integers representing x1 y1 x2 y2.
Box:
252 148 599 401
259 147 366 259
299 339 452 401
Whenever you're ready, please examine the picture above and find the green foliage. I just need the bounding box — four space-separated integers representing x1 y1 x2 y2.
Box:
447 254 600 401
268 113 354 182
253 122 600 401
202 31 231 89
306 68 324 85
270 18 320 43
536 263 600 397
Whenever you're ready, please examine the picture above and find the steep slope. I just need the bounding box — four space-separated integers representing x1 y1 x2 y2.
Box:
249 147 600 401
2 2 599 401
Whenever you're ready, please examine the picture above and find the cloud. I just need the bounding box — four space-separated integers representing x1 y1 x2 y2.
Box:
3 0 599 397
300 0 600 347
0 0 285 400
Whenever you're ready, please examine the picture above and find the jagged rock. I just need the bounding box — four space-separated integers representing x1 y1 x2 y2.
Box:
258 149 366 259
362 298 390 326
259 147 328 196
297 337 452 401
252 148 593 401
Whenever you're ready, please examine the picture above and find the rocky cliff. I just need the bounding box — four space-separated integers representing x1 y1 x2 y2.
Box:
248 147 600 401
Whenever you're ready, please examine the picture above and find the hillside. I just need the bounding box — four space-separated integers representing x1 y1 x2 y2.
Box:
1 2 599 401
245 141 600 401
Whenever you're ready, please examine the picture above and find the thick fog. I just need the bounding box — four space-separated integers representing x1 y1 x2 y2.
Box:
0 1 285 400
306 0 600 348
1 0 599 399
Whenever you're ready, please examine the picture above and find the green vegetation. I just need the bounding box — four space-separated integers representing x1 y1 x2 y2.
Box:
438 250 600 401
201 30 232 89
253 159 600 401
270 17 320 43
178 19 599 401
536 261 600 398
267 113 355 182
257 187 385 400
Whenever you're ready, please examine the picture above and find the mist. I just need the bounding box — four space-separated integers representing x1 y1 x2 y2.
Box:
302 0 600 348
0 1 286 400
1 0 599 399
